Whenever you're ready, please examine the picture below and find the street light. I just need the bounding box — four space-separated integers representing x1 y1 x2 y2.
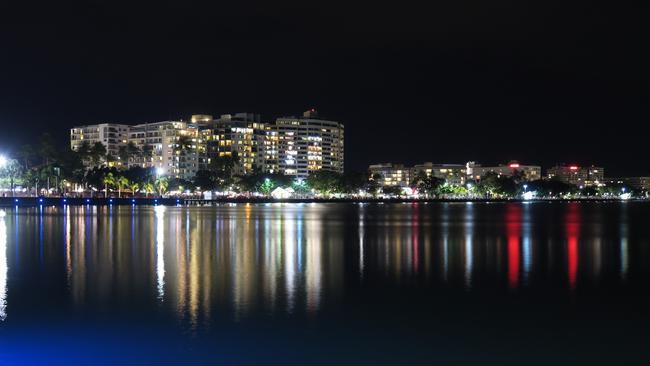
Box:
155 167 165 176
0 155 7 168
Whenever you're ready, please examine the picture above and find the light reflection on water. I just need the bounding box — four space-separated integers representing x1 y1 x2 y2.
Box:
0 202 648 326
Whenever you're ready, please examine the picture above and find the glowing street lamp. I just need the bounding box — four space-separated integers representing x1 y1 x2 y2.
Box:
155 167 165 176
0 155 7 168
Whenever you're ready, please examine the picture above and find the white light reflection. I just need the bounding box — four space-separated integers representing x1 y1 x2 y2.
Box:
155 206 166 301
522 204 532 286
284 216 296 313
359 206 365 280
0 213 7 320
464 204 474 289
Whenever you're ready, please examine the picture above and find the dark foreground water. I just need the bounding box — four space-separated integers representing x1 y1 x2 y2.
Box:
1 202 649 365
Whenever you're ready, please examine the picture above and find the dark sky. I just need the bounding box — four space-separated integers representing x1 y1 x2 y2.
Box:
1 0 648 175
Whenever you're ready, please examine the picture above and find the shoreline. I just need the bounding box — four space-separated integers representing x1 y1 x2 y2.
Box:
0 196 645 207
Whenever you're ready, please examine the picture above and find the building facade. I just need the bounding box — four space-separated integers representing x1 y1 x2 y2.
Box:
604 177 650 190
546 165 604 187
412 163 467 185
368 163 411 187
70 110 344 181
70 123 130 166
275 110 344 179
466 161 541 182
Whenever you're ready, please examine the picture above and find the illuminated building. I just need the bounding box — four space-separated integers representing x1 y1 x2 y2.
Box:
128 121 206 180
466 161 541 182
412 162 467 185
604 177 650 190
368 163 412 187
275 110 344 179
70 123 130 166
546 165 604 187
209 113 274 175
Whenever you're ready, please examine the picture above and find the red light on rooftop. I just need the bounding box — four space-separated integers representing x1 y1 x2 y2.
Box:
569 166 579 170
509 163 520 168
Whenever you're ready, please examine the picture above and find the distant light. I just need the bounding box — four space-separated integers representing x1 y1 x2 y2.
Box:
569 166 579 170
14 199 18 203
509 163 520 168
155 167 165 176
39 198 43 203
132 199 136 203
0 155 7 168
523 191 536 200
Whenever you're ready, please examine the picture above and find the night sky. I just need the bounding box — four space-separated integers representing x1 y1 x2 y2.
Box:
1 1 648 175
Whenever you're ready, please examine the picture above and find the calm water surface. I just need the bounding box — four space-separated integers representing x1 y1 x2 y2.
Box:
1 202 650 365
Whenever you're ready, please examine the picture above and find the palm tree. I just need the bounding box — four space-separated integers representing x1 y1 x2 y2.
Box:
103 172 116 198
116 175 129 198
142 182 155 198
155 177 169 197
128 181 140 196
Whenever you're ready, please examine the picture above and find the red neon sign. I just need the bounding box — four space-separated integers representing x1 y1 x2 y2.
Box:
509 163 520 168
569 166 579 170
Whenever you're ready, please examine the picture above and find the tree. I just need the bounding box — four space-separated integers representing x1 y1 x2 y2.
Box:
193 169 216 191
128 181 140 196
103 172 116 198
307 171 344 196
0 159 23 197
91 142 107 166
411 172 445 197
116 175 129 198
155 177 169 197
39 133 58 166
142 182 155 197
209 153 239 187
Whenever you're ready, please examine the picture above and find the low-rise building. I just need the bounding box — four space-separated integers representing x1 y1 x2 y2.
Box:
368 163 412 187
546 165 604 187
605 177 650 190
412 162 467 185
466 161 541 182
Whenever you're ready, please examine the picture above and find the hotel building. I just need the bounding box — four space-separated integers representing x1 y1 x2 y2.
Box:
604 177 650 190
466 161 541 182
546 165 604 187
210 113 275 175
368 163 412 187
70 110 343 180
70 123 130 165
412 163 467 186
128 121 206 180
275 110 344 179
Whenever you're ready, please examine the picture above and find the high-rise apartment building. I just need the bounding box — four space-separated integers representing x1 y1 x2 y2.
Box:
70 110 344 181
209 113 272 175
275 110 344 179
128 121 206 180
70 123 130 165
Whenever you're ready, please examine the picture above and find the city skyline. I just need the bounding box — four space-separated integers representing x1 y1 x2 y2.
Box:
1 1 648 176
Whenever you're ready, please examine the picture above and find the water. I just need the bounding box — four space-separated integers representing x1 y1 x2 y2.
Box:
1 202 649 365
